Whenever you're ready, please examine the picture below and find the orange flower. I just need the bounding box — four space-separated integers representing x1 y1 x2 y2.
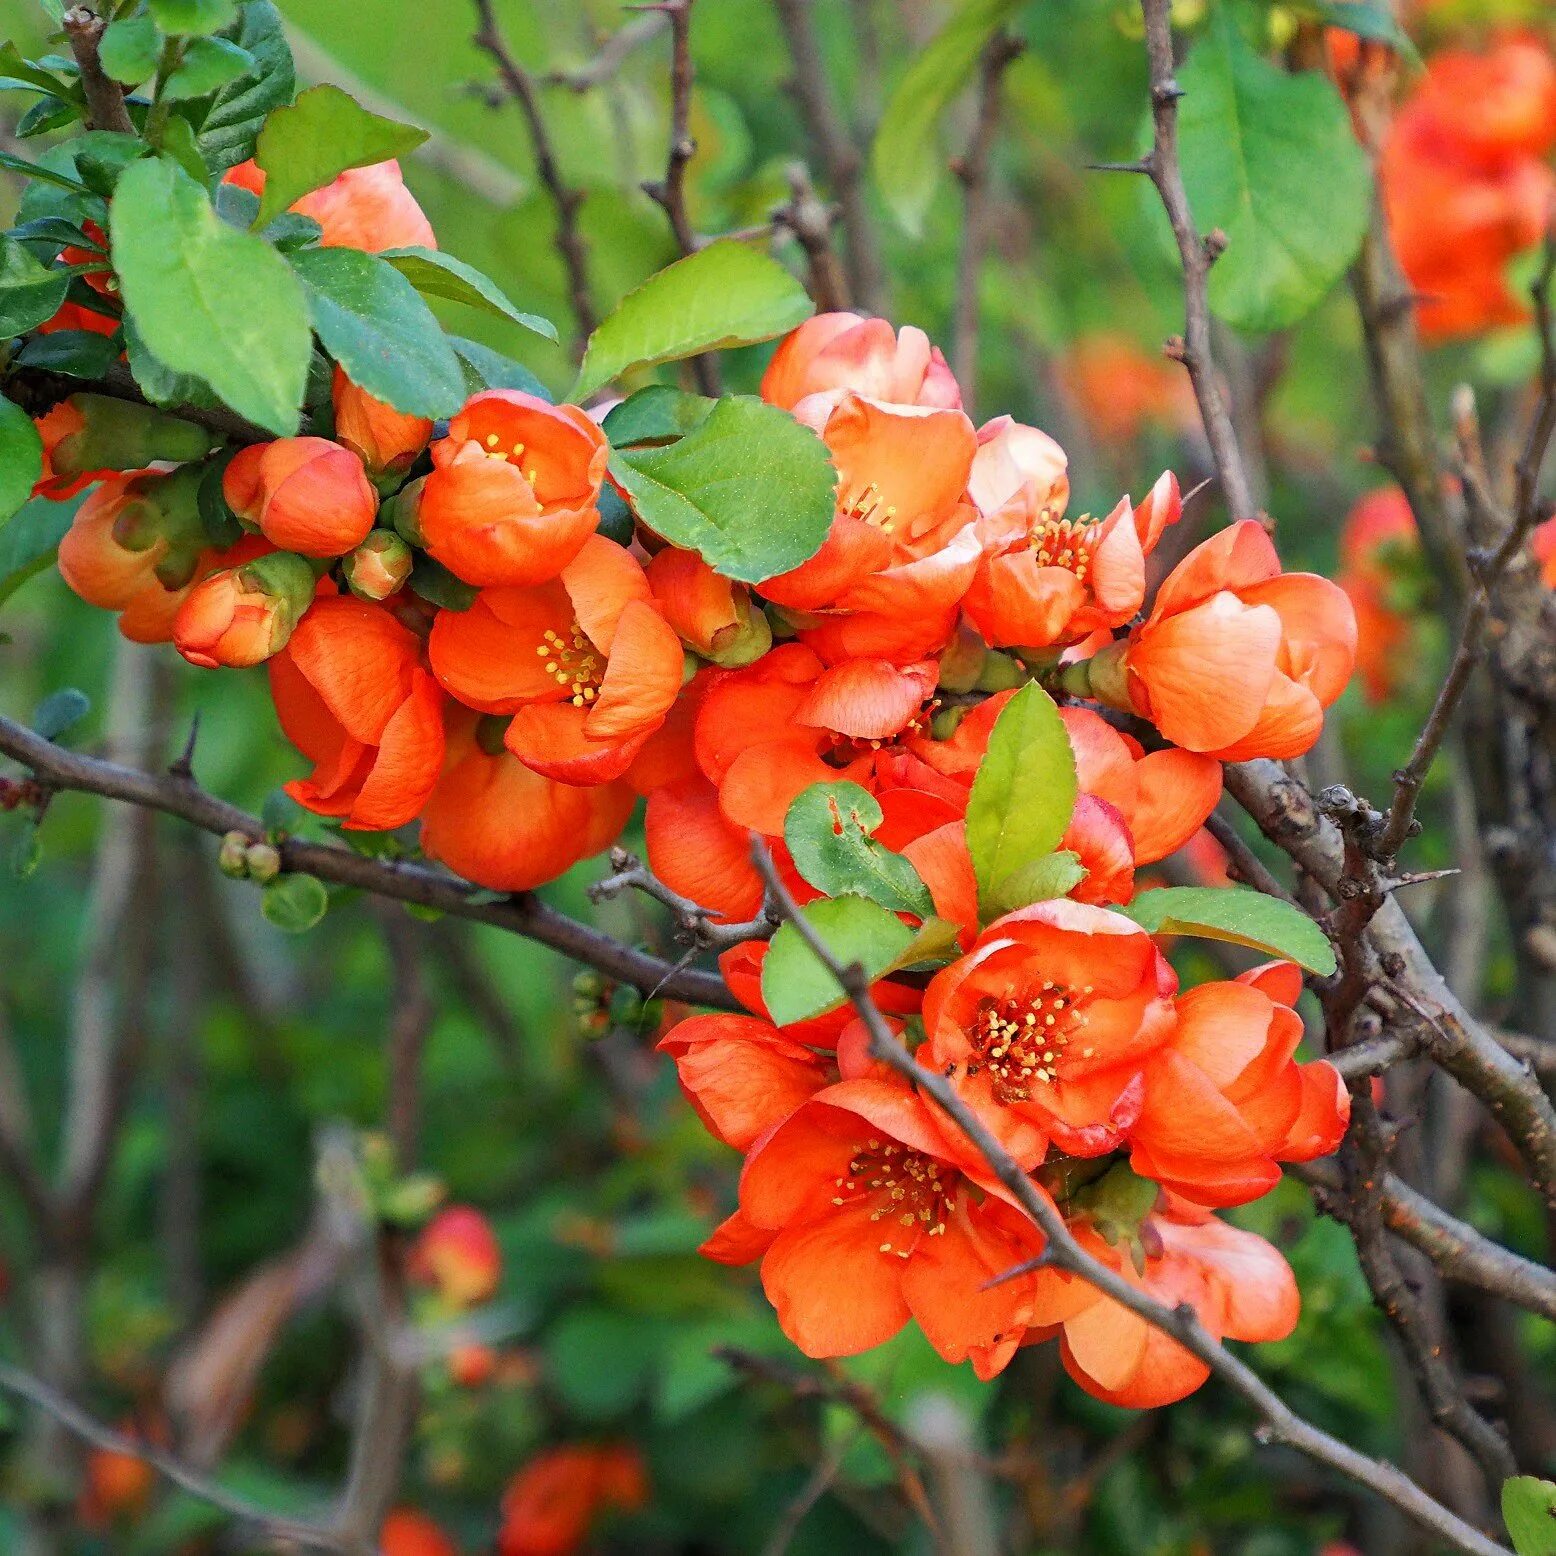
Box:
1106 520 1356 761
644 775 766 922
1337 487 1419 703
224 437 378 558
756 393 982 662
1130 965 1349 1206
645 546 771 665
410 1205 502 1308
429 536 685 785
78 1433 157 1529
658 1013 830 1150
332 366 433 477
382 1508 459 1556
224 158 436 251
34 401 103 500
175 550 316 669
419 708 634 891
966 414 1071 545
498 1444 647 1556
1037 1206 1297 1408
1063 333 1196 443
1535 514 1556 588
965 470 1182 650
267 595 446 827
761 311 962 422
920 901 1178 1167
415 392 608 588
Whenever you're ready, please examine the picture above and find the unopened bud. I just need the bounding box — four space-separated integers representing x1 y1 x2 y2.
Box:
109 464 210 591
331 366 434 481
244 842 282 883
973 649 1027 693
218 831 250 878
49 393 217 479
381 475 427 547
343 529 413 601
936 623 988 694
173 551 316 669
1079 640 1131 710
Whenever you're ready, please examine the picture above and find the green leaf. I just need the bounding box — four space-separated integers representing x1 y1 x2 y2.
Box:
0 148 91 194
761 896 916 1028
1120 886 1337 977
111 156 311 436
450 335 551 400
0 495 75 608
572 241 813 401
1170 11 1371 332
124 314 221 410
289 246 465 419
14 329 120 379
785 781 935 919
158 112 211 183
0 235 69 337
260 873 328 933
252 83 428 231
964 684 1077 916
32 687 89 740
0 401 44 525
194 1 294 174
379 246 556 341
1504 1477 1556 1556
10 822 41 881
602 385 715 448
871 0 1023 235
610 397 836 584
1306 1 1420 63
0 43 75 98
99 15 162 85
163 36 254 102
987 850 1088 915
151 0 238 33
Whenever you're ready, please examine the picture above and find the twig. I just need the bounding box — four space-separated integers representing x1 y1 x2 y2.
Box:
774 162 850 313
0 713 737 1011
589 846 776 950
377 907 433 1169
62 7 135 134
1136 0 1257 522
771 0 885 311
541 12 668 91
748 842 1512 1556
471 0 598 341
950 31 1023 402
0 1359 348 1551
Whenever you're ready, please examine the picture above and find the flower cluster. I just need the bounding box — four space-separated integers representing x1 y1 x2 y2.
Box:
36 153 1364 1411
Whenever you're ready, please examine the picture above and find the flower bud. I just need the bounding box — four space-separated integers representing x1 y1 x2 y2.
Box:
218 831 250 878
343 529 413 601
447 1343 497 1389
223 437 378 558
935 621 988 694
331 366 433 480
244 842 282 883
645 546 772 667
47 393 217 480
173 551 317 669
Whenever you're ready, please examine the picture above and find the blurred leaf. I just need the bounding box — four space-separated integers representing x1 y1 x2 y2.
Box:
573 241 813 401
14 328 120 378
611 397 836 584
1504 1477 1556 1556
602 385 715 448
111 156 311 435
544 1305 660 1420
1305 0 1420 63
164 36 255 102
32 687 90 740
0 495 74 606
260 873 328 933
10 822 41 880
291 246 466 419
194 2 295 174
124 314 222 409
0 401 44 526
871 0 1023 235
964 683 1077 915
381 246 556 341
0 235 69 336
761 895 915 1027
0 43 75 98
253 83 427 230
1172 11 1370 331
99 15 162 86
0 148 90 195
785 781 935 918
150 0 238 34
1121 886 1337 975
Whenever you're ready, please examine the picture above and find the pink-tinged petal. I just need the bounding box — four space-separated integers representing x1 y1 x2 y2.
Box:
795 658 937 739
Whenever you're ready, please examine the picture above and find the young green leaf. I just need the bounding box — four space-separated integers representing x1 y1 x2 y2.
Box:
785 781 936 919
1120 886 1337 977
0 401 44 525
602 386 715 448
1503 1477 1556 1556
99 15 162 86
0 147 92 194
163 36 254 102
0 495 76 608
761 895 916 1028
253 83 428 231
32 687 90 741
572 241 813 401
380 246 556 341
150 0 238 35
195 1 294 174
610 397 836 584
871 0 1023 235
964 683 1077 915
1166 10 1370 332
0 236 70 337
260 872 329 933
111 156 310 435
986 850 1088 916
289 246 466 419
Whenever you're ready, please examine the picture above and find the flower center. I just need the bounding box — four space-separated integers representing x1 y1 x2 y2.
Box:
967 984 1095 1103
1029 513 1098 579
535 621 605 706
819 698 940 767
481 431 539 485
842 481 898 533
832 1138 952 1258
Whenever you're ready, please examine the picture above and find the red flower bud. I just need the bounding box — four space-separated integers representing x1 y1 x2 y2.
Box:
410 1205 502 1308
223 437 378 558
174 552 316 669
332 366 433 478
344 529 414 601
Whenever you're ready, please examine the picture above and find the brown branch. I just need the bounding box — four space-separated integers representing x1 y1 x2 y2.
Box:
748 844 1509 1556
471 0 598 342
543 12 669 91
949 31 1022 402
589 845 777 950
771 0 885 312
0 712 738 1011
62 6 135 134
773 163 850 313
1137 0 1258 523
377 907 433 1169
